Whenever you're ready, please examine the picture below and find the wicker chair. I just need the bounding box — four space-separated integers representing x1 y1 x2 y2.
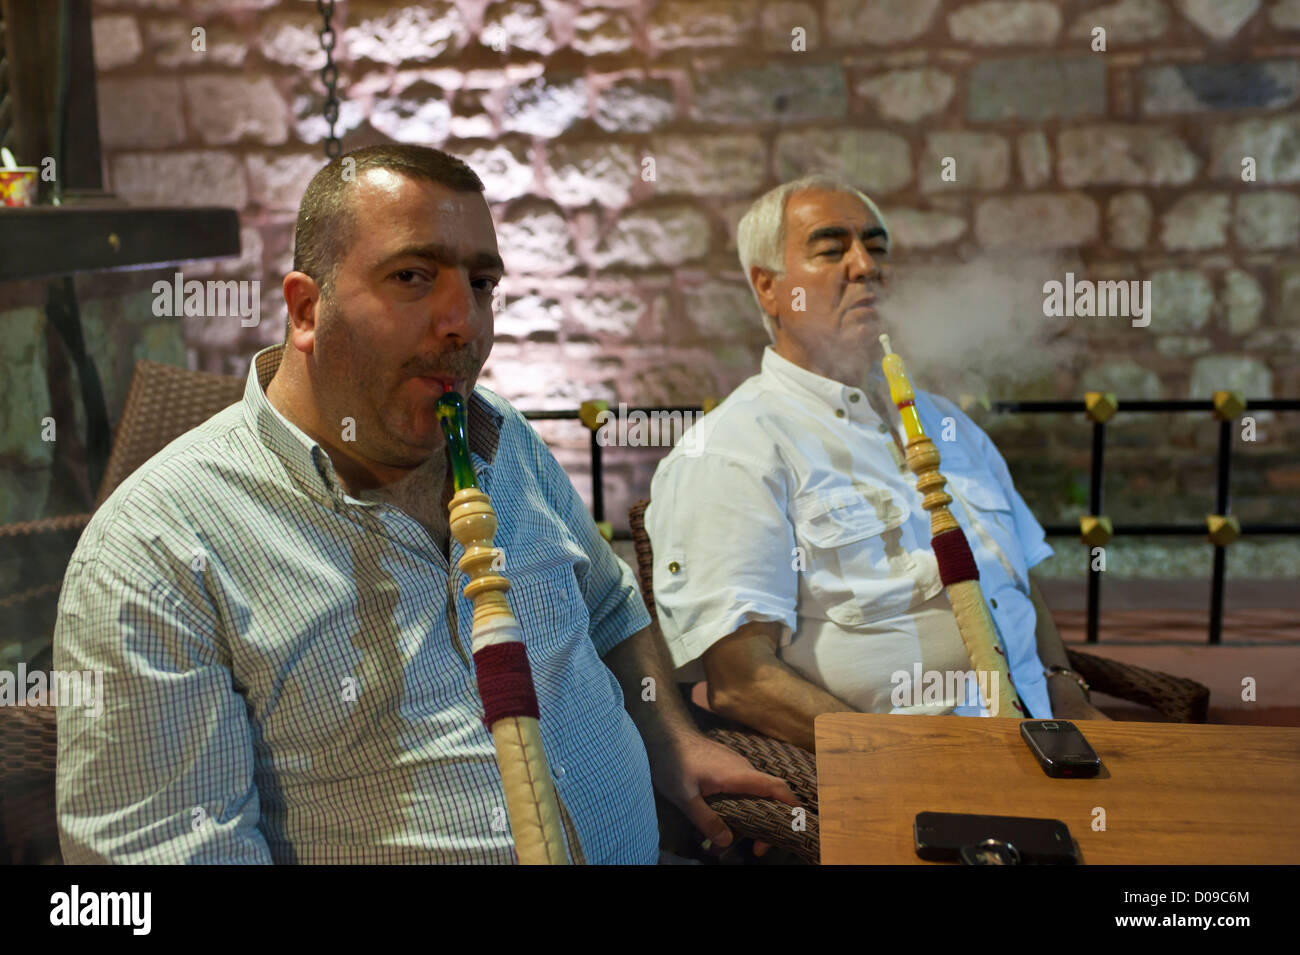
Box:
0 359 246 864
628 498 1212 865
0 706 60 864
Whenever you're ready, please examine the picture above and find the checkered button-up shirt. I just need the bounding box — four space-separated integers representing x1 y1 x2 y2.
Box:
54 345 658 864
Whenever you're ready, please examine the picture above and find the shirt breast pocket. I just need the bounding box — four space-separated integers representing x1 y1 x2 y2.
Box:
793 487 924 627
498 539 626 711
502 542 588 653
945 471 1028 590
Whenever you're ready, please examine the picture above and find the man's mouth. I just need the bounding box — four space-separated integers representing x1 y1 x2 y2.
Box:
415 374 463 394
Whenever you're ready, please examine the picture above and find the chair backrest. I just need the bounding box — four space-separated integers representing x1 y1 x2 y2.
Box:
0 705 60 863
3 360 243 862
94 359 246 509
627 499 660 628
0 705 57 779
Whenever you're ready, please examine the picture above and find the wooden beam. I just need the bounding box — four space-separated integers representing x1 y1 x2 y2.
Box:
0 206 242 281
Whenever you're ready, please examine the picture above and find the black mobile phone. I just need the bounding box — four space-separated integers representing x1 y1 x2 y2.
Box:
914 811 1078 864
1020 719 1101 778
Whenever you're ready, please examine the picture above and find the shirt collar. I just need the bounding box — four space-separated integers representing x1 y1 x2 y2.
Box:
243 344 504 505
759 346 886 423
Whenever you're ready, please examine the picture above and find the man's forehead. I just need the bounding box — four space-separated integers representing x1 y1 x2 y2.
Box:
785 188 882 236
349 170 498 258
353 168 487 219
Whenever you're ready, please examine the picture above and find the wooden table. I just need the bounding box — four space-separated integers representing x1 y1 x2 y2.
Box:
815 713 1300 864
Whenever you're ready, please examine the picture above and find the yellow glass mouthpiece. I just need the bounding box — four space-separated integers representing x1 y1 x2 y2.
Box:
878 334 926 444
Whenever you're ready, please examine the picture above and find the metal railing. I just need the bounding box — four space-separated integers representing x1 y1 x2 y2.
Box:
524 394 1300 646
993 396 1300 644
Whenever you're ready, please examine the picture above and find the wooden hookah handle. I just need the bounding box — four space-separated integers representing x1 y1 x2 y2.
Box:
879 336 1022 718
438 390 574 862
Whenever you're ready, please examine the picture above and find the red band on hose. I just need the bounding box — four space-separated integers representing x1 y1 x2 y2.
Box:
896 399 915 410
474 642 540 727
933 528 980 586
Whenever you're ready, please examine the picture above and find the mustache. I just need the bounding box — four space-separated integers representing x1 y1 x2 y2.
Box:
842 280 887 303
405 348 481 378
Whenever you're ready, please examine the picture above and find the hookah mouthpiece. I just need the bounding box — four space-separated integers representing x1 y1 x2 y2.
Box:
436 389 479 492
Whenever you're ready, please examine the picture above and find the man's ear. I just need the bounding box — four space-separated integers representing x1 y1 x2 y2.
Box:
750 265 781 322
282 271 321 352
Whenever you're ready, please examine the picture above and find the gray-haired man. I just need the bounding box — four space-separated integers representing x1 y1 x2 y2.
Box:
646 176 1107 752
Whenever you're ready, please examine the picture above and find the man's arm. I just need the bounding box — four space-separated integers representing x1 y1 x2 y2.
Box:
55 554 274 863
702 621 854 752
602 622 799 850
601 623 698 756
1028 573 1111 721
528 430 799 848
952 398 1112 723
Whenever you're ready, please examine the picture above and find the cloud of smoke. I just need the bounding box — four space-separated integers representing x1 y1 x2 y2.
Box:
876 254 1079 399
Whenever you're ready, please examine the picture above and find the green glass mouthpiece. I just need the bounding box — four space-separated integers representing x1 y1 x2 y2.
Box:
436 390 478 492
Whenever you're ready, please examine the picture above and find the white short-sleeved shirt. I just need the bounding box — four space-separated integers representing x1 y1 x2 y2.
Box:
646 347 1055 719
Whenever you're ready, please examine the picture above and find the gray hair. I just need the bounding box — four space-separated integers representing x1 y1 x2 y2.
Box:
736 175 890 342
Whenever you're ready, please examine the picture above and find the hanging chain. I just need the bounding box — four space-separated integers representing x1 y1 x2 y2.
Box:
316 0 341 159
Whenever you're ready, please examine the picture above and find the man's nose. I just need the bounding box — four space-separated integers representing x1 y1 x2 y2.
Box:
844 242 882 283
431 269 479 340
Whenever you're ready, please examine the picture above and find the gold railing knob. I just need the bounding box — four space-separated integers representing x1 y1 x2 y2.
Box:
1084 391 1118 424
1079 515 1113 548
1206 514 1241 547
1212 391 1247 421
579 399 609 432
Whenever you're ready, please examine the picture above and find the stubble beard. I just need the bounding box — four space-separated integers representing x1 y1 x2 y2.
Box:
313 299 429 466
315 301 491 467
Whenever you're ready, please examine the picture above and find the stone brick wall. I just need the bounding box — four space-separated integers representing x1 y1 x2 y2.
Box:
5 1 1299 589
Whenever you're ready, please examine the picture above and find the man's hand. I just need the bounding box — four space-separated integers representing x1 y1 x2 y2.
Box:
1047 675 1113 721
599 624 804 857
1029 575 1113 722
647 729 800 856
1051 694 1112 721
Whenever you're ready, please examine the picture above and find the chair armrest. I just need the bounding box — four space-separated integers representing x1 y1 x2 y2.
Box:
1066 648 1211 723
0 706 60 864
0 513 92 539
0 581 65 611
0 704 58 781
703 727 819 810
704 794 820 864
0 514 91 609
699 726 821 864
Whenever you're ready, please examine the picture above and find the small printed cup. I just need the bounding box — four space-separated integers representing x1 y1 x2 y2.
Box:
0 168 39 207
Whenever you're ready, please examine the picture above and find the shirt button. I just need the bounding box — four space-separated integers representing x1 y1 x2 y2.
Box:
849 393 860 403
878 424 889 434
990 598 998 609
668 561 681 574
835 409 845 418
553 764 566 780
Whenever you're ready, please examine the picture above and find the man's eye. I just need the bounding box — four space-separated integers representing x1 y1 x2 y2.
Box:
818 248 842 257
870 247 889 256
393 269 427 283
473 277 500 293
